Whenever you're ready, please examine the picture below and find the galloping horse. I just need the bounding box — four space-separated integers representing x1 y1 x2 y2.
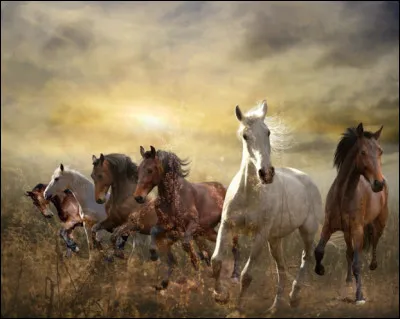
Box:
134 146 241 289
25 183 85 257
211 100 323 316
43 164 109 250
90 153 159 259
314 123 388 305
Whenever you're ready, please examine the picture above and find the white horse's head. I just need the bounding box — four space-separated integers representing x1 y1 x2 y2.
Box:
44 164 73 200
236 100 275 184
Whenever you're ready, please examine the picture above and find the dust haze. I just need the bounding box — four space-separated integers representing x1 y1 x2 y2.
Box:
1 1 399 318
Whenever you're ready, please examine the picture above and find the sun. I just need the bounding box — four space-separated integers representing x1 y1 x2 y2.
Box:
134 113 167 130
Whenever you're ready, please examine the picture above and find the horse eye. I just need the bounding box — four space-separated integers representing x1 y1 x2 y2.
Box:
243 133 248 141
54 178 59 182
97 174 103 180
147 169 153 174
361 150 366 156
267 131 271 137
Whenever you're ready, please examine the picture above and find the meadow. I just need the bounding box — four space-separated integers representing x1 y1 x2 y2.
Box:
1 147 398 318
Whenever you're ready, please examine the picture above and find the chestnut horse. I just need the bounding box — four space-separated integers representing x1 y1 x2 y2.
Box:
314 123 388 305
134 146 241 289
25 183 86 257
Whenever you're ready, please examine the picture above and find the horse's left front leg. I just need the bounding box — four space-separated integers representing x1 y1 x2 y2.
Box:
182 220 200 271
370 204 388 271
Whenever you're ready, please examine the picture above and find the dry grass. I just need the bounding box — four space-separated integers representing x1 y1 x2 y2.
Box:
1 155 399 318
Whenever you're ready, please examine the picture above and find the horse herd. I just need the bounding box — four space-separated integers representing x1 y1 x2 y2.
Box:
24 100 389 315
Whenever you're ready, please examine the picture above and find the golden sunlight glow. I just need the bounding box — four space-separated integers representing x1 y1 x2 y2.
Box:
134 113 167 130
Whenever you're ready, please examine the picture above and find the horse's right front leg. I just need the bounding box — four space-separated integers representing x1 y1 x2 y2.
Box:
149 225 165 261
111 223 135 260
210 221 233 304
59 222 79 256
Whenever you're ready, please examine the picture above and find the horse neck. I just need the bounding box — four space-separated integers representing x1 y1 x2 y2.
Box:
68 172 94 209
50 195 68 221
110 175 137 205
237 149 261 194
335 160 360 206
158 172 182 204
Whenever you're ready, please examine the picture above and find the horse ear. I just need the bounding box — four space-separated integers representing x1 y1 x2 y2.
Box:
356 123 364 137
140 146 145 158
92 155 97 164
60 163 64 172
260 100 268 119
100 153 105 163
235 105 243 122
373 125 383 140
150 146 156 158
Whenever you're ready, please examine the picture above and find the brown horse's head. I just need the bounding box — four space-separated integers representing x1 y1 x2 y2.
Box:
91 154 113 204
355 123 385 192
134 146 163 204
335 123 385 193
25 183 54 218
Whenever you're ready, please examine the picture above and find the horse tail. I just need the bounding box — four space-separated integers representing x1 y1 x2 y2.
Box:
363 223 374 252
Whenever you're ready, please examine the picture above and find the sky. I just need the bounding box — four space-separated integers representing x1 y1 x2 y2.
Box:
1 1 399 176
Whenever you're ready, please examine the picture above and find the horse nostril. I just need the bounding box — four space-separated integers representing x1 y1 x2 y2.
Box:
258 169 266 178
135 196 144 203
270 167 275 176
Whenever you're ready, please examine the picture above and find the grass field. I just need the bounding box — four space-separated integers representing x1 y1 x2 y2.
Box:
1 150 398 318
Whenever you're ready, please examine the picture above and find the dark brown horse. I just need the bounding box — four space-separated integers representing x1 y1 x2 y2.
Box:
91 153 159 259
314 123 388 305
25 183 85 257
133 146 241 289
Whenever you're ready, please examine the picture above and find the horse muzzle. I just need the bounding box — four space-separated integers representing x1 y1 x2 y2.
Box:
258 166 275 184
371 179 385 193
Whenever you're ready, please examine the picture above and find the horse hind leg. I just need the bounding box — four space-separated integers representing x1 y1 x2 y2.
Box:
289 216 318 307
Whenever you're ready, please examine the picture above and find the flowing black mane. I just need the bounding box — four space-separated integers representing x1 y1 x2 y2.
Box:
143 149 191 178
333 126 375 171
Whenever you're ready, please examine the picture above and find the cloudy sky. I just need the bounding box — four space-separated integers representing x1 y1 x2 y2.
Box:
1 1 399 174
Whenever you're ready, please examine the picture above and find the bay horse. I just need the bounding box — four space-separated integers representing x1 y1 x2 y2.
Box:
134 146 241 290
25 183 86 257
211 100 323 316
43 164 109 251
314 123 388 305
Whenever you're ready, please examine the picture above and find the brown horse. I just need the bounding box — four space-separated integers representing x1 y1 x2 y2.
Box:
133 146 241 289
25 183 85 257
91 153 159 259
91 153 214 270
314 123 388 305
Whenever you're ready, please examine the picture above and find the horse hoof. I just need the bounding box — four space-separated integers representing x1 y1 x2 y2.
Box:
369 261 378 271
355 299 366 306
231 276 240 285
149 249 159 261
72 246 79 253
315 264 325 276
213 290 230 304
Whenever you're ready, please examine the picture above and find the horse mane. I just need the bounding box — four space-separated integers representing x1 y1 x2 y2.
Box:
143 149 191 178
95 153 138 182
333 126 375 171
32 183 47 191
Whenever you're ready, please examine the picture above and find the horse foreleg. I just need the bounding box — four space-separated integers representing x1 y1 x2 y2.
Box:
267 238 286 313
194 236 212 266
59 222 79 255
352 225 366 305
236 232 265 314
182 221 200 271
155 240 177 291
210 221 233 304
149 225 165 261
314 223 333 276
231 234 241 282
370 206 388 271
111 223 136 259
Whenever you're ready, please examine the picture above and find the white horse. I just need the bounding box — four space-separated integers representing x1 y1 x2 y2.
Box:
211 100 324 316
43 164 109 251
